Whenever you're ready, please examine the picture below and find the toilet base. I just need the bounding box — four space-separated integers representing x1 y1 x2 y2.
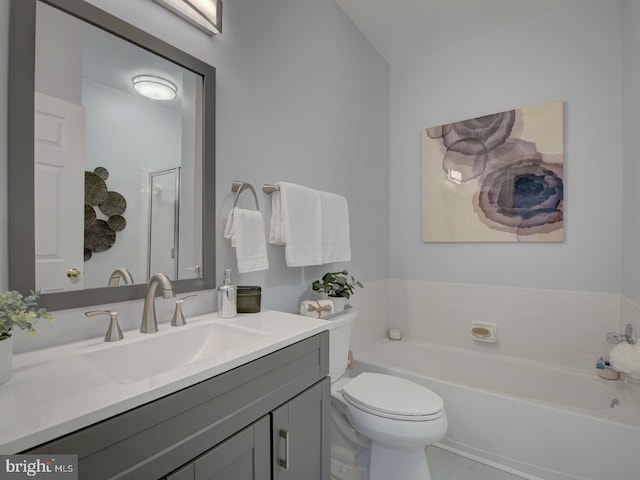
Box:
331 444 368 480
369 442 431 480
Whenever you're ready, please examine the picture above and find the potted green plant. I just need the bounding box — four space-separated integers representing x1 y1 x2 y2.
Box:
0 290 53 385
311 270 363 312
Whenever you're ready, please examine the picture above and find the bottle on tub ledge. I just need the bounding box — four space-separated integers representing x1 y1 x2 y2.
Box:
217 268 237 318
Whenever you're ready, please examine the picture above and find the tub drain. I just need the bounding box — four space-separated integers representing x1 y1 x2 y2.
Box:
611 398 620 408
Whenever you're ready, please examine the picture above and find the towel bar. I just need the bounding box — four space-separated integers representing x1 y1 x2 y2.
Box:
262 184 279 194
231 181 259 211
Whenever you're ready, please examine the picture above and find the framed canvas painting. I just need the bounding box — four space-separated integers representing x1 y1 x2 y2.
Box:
421 99 564 242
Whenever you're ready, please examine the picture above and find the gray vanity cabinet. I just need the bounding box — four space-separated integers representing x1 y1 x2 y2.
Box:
164 416 270 480
25 332 330 480
272 380 330 480
164 378 330 480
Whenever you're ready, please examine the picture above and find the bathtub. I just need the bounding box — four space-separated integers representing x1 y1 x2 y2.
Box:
351 340 640 480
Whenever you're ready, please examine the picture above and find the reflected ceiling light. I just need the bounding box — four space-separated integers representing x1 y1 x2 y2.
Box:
132 75 177 101
153 0 223 35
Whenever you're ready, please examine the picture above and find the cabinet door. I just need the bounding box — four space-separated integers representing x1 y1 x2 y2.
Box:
272 378 330 480
165 416 270 480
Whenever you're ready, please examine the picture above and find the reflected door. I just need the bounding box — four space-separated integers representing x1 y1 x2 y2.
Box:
34 92 85 293
148 167 180 280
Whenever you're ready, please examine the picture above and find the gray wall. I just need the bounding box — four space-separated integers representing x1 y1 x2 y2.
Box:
0 0 8 292
389 0 624 294
621 0 640 305
0 0 390 315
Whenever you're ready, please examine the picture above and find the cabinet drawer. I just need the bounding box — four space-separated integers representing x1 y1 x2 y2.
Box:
165 416 270 480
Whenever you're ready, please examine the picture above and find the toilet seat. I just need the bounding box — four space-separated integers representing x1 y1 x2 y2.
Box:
341 373 444 421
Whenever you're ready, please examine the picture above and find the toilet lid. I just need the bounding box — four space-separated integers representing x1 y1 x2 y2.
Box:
341 373 443 420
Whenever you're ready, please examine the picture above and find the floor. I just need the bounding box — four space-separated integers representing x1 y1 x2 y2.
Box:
426 446 525 480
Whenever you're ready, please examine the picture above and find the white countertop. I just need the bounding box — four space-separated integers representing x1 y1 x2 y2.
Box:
0 310 330 453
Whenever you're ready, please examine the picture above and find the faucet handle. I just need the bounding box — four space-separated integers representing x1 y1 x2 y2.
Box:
625 323 636 344
607 324 636 345
607 332 627 344
85 310 124 342
171 295 198 327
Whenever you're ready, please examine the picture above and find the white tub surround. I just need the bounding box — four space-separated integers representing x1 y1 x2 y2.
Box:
389 279 620 371
0 310 329 453
353 340 640 480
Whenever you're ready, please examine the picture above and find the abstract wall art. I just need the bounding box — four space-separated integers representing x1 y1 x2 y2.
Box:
84 167 128 260
421 100 564 242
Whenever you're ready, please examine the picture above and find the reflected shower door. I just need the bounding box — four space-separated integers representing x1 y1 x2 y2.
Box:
148 167 180 280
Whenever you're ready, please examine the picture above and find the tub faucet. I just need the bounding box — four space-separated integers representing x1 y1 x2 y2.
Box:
606 323 636 345
108 267 134 286
141 273 175 333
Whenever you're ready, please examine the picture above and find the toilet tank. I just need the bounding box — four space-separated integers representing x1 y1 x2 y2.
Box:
325 309 358 381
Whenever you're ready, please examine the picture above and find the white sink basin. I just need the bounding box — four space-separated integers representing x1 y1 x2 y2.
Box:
82 320 268 383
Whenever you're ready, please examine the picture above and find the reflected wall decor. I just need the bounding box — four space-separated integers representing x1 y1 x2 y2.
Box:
84 167 128 261
421 100 564 242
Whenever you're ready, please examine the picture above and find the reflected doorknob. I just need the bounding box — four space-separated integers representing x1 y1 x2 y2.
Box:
66 267 81 278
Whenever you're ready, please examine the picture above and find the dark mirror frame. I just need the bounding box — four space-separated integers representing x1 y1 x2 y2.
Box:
8 0 216 310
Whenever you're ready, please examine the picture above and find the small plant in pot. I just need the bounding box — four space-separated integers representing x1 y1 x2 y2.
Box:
0 290 53 385
311 270 363 312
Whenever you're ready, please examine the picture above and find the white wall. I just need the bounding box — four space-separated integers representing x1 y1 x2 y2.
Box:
0 0 390 352
82 79 182 286
34 1 82 104
81 0 391 307
3 0 635 358
384 0 629 370
389 0 623 294
212 0 390 310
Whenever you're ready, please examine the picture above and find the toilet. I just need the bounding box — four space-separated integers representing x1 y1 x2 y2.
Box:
327 309 447 480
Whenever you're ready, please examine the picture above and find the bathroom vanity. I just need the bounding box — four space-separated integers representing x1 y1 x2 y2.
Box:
0 311 331 480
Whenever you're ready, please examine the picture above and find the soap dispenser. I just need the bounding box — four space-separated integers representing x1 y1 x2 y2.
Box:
217 268 237 318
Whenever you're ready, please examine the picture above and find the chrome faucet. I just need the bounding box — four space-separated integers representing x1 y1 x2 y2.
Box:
141 273 175 333
108 267 134 286
597 323 637 381
607 323 636 345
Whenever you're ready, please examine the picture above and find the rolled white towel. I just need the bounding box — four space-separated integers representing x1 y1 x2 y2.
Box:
224 207 269 273
299 299 334 318
609 342 640 376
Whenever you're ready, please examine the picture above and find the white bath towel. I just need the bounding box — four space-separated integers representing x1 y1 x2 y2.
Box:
270 182 323 267
224 207 269 273
269 188 285 245
320 191 351 263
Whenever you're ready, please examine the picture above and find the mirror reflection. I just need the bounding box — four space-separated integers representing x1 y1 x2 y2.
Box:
34 1 203 293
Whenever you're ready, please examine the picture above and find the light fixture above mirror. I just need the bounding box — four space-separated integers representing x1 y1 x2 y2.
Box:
153 0 223 35
132 74 178 100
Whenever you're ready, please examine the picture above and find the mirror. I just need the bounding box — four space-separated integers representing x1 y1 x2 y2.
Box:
8 0 216 310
